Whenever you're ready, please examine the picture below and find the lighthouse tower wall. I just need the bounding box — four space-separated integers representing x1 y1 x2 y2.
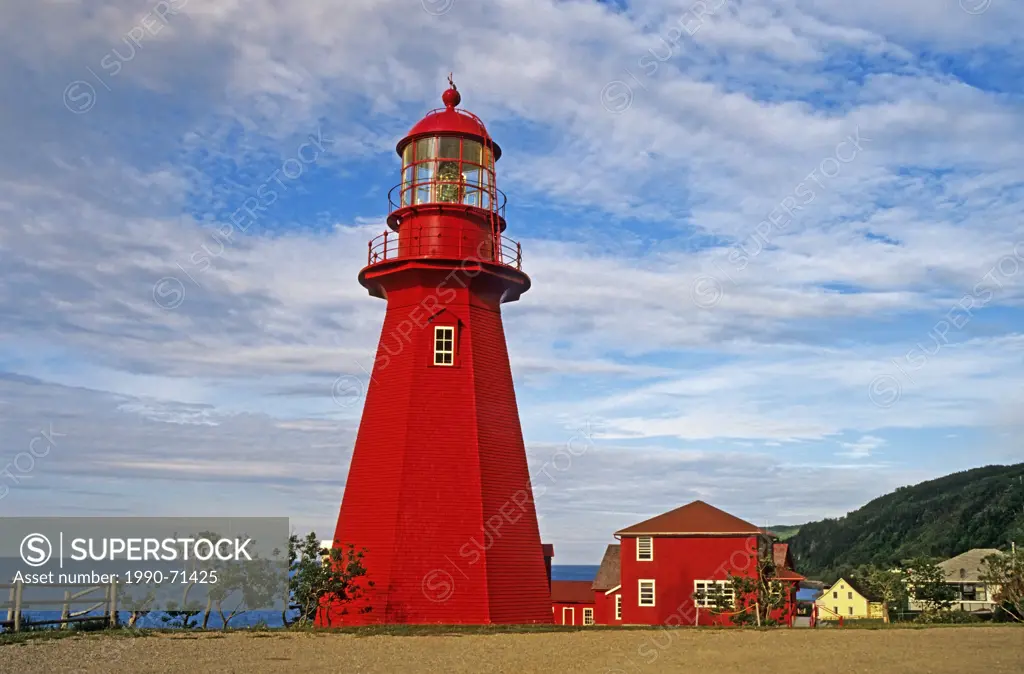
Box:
325 271 550 625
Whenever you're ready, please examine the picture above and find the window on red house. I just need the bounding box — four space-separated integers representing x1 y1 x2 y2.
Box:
637 536 653 561
639 580 655 606
694 580 734 608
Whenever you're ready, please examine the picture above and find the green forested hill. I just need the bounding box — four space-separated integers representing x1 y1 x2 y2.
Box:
767 525 802 540
787 463 1024 582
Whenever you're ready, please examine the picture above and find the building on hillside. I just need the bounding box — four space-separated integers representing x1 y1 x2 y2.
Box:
551 581 596 625
814 577 884 620
908 548 1004 614
562 500 803 626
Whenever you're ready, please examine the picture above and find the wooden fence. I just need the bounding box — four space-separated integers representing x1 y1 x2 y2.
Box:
1 580 118 632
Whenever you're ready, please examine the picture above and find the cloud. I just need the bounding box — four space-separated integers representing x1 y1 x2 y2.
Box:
838 434 886 458
0 0 1022 564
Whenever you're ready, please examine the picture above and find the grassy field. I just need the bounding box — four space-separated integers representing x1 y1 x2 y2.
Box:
1 625 1021 673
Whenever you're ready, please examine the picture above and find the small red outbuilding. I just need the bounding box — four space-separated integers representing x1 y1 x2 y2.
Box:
551 580 596 626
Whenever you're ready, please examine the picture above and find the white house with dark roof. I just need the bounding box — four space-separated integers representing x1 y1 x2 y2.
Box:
908 548 1004 614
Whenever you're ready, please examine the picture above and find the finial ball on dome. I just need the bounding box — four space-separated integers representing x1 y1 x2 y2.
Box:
443 73 461 108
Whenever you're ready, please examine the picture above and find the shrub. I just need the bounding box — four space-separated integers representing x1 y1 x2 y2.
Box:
915 609 981 624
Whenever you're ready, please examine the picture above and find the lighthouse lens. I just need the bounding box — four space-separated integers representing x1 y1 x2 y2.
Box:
436 161 462 203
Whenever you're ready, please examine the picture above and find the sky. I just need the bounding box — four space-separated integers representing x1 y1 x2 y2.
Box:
0 0 1022 564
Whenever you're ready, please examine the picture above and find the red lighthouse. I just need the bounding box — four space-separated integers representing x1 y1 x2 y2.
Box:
320 79 552 625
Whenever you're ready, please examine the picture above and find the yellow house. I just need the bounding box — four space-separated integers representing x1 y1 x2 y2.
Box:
815 577 884 620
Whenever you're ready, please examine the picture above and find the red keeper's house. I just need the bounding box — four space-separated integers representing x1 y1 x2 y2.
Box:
561 500 803 627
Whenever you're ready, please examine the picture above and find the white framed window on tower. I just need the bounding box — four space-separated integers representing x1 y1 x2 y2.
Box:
433 326 455 365
615 594 622 620
583 608 594 625
636 536 653 561
638 579 656 607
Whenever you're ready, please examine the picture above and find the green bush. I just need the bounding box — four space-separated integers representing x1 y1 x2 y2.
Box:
914 609 982 624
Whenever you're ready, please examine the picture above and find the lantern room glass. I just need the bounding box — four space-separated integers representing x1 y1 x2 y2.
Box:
400 136 496 208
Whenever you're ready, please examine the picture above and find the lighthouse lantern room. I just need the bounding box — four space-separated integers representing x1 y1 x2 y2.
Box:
362 75 523 300
319 78 551 625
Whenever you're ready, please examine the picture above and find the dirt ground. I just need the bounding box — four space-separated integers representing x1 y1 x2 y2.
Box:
1 626 1022 673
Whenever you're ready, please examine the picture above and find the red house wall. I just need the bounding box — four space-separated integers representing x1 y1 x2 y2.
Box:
619 535 761 626
592 589 622 625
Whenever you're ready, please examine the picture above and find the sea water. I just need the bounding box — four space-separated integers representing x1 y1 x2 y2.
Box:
6 565 602 631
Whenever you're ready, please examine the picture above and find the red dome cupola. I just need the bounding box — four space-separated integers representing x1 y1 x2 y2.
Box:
360 76 527 303
401 80 501 162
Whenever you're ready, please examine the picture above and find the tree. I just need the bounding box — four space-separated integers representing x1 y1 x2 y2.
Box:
286 532 373 627
728 549 790 626
979 547 1024 622
692 540 789 627
160 597 203 629
903 556 956 615
787 464 1024 580
160 529 221 629
117 581 157 628
208 540 284 629
852 564 907 623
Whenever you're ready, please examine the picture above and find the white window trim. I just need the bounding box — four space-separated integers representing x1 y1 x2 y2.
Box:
636 536 653 561
583 607 594 626
615 594 622 620
562 606 574 625
638 579 656 607
433 325 455 366
693 580 734 608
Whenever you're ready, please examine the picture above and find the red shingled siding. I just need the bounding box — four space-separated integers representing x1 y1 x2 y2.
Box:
472 303 552 623
321 270 548 624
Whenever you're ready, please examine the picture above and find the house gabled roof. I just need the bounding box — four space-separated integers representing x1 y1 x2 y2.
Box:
615 500 763 536
776 569 806 581
551 580 595 604
591 544 621 592
823 577 881 602
938 548 1003 582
